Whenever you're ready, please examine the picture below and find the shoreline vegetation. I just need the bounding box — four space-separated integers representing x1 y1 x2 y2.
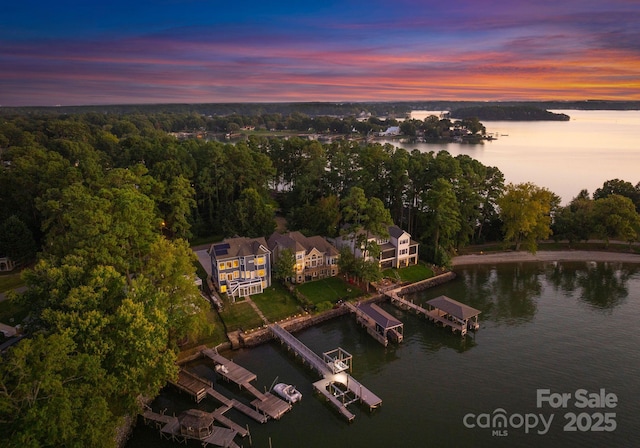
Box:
2 100 640 116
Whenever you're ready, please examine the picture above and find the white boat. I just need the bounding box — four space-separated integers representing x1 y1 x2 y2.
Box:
215 364 229 374
273 383 302 403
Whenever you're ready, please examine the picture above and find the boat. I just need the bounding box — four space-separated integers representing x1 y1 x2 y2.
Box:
273 383 302 404
215 364 229 374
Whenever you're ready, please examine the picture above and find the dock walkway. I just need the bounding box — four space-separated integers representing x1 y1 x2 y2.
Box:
388 292 480 336
202 348 291 420
269 324 382 421
142 410 240 447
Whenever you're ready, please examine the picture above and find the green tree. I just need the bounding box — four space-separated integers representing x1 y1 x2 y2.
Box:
422 178 461 265
273 247 296 282
498 182 560 253
0 333 117 448
592 194 640 246
0 215 37 265
593 179 640 212
229 188 276 237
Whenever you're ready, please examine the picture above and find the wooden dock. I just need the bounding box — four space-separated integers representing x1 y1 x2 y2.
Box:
269 324 382 421
388 293 480 337
169 369 211 402
142 409 240 447
201 348 292 420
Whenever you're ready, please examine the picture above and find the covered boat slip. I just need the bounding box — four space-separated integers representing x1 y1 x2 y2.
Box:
345 301 404 346
425 295 481 336
388 292 481 337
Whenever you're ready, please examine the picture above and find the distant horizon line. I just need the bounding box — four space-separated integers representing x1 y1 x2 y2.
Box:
3 99 639 109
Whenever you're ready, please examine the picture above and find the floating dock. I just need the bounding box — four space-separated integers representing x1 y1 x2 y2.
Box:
345 301 404 346
202 348 292 420
388 292 480 336
269 323 382 422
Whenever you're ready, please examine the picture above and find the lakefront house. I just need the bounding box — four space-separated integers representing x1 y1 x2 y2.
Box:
330 225 419 269
268 231 340 284
209 237 271 301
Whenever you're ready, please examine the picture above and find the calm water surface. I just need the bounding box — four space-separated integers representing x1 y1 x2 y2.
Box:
389 110 640 204
128 261 640 448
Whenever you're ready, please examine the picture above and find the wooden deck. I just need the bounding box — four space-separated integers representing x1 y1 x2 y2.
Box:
201 348 291 420
269 324 382 421
170 369 211 402
142 410 240 447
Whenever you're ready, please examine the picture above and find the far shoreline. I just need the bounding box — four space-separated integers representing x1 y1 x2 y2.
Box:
452 250 640 266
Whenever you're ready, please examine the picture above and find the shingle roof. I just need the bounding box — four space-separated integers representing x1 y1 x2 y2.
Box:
426 295 481 320
210 236 269 260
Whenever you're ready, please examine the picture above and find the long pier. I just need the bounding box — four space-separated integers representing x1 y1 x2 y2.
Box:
269 323 382 421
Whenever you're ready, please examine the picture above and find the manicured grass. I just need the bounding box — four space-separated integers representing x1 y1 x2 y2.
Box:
0 272 24 293
295 277 364 305
218 299 264 332
252 283 302 322
383 263 434 283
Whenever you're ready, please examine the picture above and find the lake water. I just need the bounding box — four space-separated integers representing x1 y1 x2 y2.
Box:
384 110 640 204
128 261 640 448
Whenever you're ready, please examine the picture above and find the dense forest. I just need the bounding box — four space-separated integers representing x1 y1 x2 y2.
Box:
1 110 639 446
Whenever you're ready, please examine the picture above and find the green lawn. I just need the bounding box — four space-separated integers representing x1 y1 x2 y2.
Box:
218 300 264 332
383 263 434 283
295 277 364 305
0 272 24 293
252 283 302 322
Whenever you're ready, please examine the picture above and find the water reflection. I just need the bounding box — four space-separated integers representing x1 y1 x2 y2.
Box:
451 264 541 325
545 262 639 311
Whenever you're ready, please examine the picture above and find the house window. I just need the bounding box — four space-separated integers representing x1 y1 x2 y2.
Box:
226 261 232 269
258 269 266 277
296 253 303 260
233 260 239 268
219 274 225 282
400 248 408 256
218 262 225 270
233 271 239 279
256 257 264 265
227 274 233 281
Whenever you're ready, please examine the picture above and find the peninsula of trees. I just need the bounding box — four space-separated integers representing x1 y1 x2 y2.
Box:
451 105 570 121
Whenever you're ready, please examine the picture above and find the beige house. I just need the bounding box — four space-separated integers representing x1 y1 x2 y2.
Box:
268 231 339 283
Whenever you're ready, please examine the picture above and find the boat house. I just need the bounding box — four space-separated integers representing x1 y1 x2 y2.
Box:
425 295 481 336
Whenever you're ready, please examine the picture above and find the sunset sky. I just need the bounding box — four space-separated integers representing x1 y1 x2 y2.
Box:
2 0 639 106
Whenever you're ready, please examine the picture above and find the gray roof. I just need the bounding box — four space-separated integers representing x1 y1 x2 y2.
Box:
358 302 403 329
388 225 407 239
426 295 481 320
209 236 269 260
268 231 339 256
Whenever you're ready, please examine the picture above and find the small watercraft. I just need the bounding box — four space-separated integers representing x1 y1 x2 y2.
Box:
273 383 302 403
